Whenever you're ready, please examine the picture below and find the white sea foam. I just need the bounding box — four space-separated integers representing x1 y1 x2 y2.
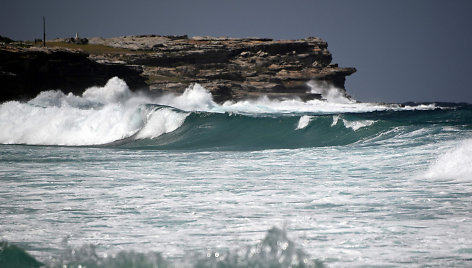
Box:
342 119 376 131
296 115 312 130
222 97 386 114
331 115 375 131
424 139 472 180
0 77 188 145
219 95 436 115
82 76 131 103
0 100 138 145
307 80 353 104
155 83 217 111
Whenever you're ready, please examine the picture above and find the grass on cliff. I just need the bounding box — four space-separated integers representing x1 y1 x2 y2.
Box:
146 75 188 84
41 42 148 55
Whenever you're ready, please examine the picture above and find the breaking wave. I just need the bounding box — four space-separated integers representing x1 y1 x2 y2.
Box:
0 77 468 149
424 138 472 180
307 80 353 104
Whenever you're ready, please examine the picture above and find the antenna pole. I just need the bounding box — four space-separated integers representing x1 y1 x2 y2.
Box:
43 16 46 47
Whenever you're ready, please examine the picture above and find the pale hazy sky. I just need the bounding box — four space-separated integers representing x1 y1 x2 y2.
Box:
1 0 471 103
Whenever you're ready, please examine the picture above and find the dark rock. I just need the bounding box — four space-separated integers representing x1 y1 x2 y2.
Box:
0 46 147 102
0 35 14 44
0 241 43 268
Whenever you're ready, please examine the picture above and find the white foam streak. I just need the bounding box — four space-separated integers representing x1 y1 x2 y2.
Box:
331 115 340 127
331 115 375 131
342 119 375 131
296 115 312 130
424 139 472 180
220 96 435 115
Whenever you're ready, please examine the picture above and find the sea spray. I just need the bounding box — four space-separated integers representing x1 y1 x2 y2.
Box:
155 83 217 111
307 80 353 104
82 76 132 103
424 138 472 180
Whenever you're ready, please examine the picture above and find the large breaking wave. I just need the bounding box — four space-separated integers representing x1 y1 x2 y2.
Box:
0 77 469 149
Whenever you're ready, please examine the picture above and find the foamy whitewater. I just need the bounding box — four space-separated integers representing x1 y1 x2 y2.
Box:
1 77 471 267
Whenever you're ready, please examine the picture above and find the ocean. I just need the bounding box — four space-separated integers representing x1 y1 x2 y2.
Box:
1 77 471 267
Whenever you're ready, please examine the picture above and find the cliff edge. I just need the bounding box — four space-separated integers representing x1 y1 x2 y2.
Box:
0 35 356 103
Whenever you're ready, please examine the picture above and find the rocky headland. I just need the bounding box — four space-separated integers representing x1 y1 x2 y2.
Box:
0 35 356 103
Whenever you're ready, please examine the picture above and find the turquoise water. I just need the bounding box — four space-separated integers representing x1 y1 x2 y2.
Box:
1 78 472 267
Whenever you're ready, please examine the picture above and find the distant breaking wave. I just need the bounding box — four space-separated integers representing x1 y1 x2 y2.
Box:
0 77 462 148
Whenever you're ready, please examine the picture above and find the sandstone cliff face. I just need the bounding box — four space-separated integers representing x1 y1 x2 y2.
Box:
0 35 356 103
89 35 356 102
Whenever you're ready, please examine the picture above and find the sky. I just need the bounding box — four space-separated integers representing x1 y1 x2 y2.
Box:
1 0 471 103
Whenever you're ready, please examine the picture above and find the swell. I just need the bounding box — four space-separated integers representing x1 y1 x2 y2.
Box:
114 107 472 150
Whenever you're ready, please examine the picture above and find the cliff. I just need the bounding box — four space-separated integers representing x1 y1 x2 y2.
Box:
0 35 356 103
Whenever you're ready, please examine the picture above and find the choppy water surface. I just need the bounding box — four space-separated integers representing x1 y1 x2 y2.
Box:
1 78 472 267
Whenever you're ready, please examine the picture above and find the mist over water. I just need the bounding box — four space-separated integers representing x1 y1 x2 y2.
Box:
1 77 472 267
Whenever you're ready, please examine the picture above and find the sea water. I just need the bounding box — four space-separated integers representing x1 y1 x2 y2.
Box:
1 77 471 267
